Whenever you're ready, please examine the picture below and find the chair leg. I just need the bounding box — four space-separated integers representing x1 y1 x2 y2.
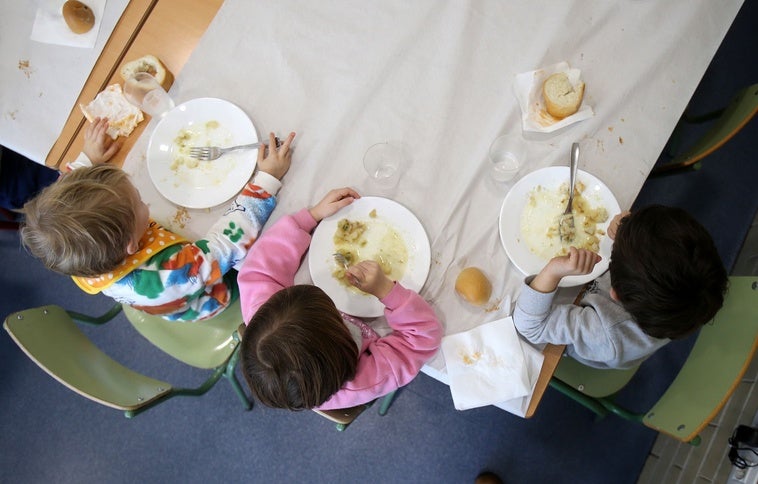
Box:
224 346 253 410
597 397 644 423
67 303 124 326
549 379 609 419
377 389 397 416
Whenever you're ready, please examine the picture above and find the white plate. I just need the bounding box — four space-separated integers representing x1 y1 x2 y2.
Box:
499 167 620 287
309 197 431 317
146 98 258 209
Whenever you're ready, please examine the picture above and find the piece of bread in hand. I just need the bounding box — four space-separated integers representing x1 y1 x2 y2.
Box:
542 72 585 119
79 84 144 139
455 267 492 307
120 55 174 91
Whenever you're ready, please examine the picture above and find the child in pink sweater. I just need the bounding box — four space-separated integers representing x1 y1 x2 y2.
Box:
238 187 442 410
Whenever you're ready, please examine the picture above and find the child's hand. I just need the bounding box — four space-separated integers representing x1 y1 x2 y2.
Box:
346 261 394 299
82 117 120 164
309 187 360 222
529 247 601 293
256 131 296 180
607 211 631 240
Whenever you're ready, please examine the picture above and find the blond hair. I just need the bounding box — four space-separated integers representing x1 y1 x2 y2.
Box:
20 165 138 277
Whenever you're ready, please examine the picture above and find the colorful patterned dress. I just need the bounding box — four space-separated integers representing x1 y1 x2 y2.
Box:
73 173 281 321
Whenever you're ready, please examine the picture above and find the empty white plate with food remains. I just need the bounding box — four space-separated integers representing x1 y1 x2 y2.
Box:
309 197 431 317
499 166 620 287
146 98 258 209
513 61 594 133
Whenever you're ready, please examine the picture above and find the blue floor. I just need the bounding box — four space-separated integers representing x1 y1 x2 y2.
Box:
1 2 756 483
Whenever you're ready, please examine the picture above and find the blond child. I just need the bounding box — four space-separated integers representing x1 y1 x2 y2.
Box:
21 130 296 321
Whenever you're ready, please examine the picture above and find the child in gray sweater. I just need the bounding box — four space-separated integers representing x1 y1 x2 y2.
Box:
513 205 728 369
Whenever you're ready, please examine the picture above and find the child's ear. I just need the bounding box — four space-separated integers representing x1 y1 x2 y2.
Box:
126 239 138 255
609 287 620 301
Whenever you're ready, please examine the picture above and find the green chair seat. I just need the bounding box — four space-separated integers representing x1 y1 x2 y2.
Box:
123 298 242 369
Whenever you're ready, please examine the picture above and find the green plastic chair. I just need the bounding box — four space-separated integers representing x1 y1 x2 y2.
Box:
4 299 251 418
652 83 758 176
549 276 758 445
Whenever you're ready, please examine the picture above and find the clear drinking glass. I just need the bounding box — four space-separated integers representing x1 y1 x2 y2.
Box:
363 142 406 188
123 72 174 117
488 134 525 182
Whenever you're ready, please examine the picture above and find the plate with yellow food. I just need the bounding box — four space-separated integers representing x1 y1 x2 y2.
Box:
499 166 620 287
146 98 258 209
309 196 431 317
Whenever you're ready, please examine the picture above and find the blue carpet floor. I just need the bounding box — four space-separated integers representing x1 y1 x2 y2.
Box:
1 2 756 482
0 227 660 483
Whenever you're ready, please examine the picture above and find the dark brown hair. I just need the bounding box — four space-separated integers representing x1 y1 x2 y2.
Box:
609 205 728 339
241 285 359 410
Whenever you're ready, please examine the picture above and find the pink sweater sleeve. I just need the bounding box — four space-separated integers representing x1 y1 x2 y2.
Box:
316 282 442 410
237 208 317 324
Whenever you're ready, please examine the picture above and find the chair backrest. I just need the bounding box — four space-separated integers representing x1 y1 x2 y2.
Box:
656 83 758 174
643 276 758 442
122 298 243 369
4 305 171 411
312 406 370 426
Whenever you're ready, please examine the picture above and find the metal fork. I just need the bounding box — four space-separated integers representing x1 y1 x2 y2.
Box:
333 253 350 270
188 141 265 161
558 142 580 243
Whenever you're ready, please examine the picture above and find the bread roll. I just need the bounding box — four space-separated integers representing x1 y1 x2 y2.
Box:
120 55 174 91
455 267 492 306
542 72 585 119
62 0 95 34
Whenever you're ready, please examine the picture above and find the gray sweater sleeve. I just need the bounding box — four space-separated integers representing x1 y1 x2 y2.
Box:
513 272 669 369
513 279 618 365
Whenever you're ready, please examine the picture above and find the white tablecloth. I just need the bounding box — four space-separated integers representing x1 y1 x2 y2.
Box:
121 0 742 410
0 0 128 164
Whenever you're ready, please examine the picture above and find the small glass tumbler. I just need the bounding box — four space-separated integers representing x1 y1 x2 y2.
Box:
123 72 174 117
363 142 405 188
488 134 525 182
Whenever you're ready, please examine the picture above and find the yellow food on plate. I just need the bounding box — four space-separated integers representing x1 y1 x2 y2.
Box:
455 267 492 307
62 0 95 34
332 215 408 292
521 181 608 260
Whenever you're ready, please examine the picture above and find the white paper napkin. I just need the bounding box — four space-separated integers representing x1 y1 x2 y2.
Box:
441 317 533 410
513 61 594 133
31 0 107 48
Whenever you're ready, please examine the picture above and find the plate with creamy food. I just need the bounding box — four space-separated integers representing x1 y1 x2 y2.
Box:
309 197 431 317
499 166 620 287
147 98 257 208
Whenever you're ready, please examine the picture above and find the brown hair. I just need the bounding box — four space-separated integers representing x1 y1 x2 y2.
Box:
20 164 138 277
241 285 359 410
609 205 728 339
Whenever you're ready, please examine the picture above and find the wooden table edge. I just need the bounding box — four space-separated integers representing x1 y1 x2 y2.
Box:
525 343 566 418
45 0 158 169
